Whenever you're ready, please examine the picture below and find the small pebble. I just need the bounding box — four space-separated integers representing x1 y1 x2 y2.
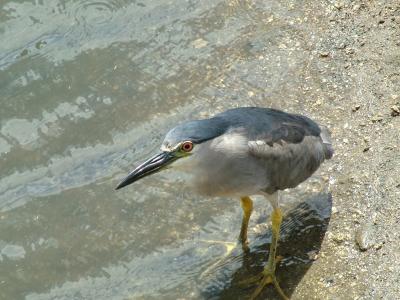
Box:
355 225 375 251
371 115 383 122
334 1 344 9
319 51 330 58
391 105 400 117
332 232 349 244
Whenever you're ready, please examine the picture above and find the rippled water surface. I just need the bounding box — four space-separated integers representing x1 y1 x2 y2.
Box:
1 1 332 299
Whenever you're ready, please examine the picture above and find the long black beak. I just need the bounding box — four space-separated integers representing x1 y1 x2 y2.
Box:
115 151 177 190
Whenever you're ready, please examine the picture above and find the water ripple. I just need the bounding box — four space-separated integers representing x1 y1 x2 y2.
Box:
68 0 127 26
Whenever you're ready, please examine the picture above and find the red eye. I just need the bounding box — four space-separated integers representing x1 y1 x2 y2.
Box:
181 141 193 152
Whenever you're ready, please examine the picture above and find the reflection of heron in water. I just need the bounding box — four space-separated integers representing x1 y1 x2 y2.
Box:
116 107 333 299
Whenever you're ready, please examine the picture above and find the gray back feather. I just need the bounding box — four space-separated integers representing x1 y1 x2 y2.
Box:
164 107 321 146
164 107 333 162
218 107 321 144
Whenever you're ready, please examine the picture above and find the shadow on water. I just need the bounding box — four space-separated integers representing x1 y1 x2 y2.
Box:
201 193 332 299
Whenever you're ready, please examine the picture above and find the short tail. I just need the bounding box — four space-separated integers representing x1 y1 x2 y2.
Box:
320 125 334 159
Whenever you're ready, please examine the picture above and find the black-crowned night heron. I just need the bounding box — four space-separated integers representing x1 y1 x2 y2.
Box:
116 107 333 299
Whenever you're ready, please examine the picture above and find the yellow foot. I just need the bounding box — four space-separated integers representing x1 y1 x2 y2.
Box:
240 268 289 300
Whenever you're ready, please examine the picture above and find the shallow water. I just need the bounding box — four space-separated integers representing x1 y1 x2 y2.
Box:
1 1 331 299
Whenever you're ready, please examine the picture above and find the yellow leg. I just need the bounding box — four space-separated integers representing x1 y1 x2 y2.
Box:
250 207 289 300
239 196 253 248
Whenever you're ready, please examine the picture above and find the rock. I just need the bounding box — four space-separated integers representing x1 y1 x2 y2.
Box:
307 250 319 261
355 225 376 251
390 105 400 117
320 51 330 57
352 104 361 112
332 232 349 244
371 115 383 122
333 1 344 9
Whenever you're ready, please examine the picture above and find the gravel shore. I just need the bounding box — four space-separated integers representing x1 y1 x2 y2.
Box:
291 1 400 298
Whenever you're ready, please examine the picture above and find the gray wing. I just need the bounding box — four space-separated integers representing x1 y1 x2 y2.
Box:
259 122 309 146
248 122 333 193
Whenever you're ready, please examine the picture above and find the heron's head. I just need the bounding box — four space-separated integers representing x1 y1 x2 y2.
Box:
115 117 228 190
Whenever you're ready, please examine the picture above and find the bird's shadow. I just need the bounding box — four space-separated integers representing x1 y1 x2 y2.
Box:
200 193 332 299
